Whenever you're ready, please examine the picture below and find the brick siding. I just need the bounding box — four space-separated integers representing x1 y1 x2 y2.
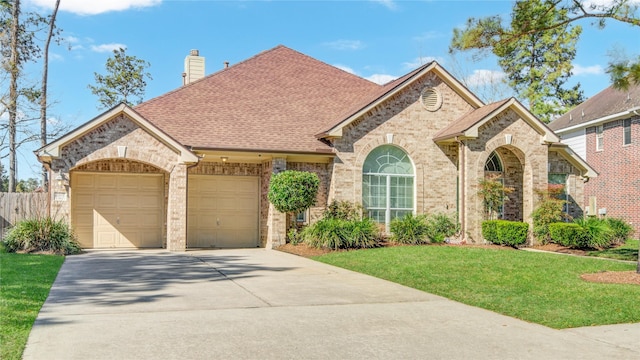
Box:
584 116 640 237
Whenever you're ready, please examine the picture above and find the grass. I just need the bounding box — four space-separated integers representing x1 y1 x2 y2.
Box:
0 244 64 360
588 239 639 261
313 245 640 329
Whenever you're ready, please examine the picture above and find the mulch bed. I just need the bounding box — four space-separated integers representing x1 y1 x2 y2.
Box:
277 242 640 286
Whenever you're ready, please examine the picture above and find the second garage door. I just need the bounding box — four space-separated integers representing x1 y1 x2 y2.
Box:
188 175 259 248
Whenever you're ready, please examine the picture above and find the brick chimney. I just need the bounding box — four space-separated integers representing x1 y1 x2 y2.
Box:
183 49 205 85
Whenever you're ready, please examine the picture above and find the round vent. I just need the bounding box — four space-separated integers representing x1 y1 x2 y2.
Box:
421 87 442 111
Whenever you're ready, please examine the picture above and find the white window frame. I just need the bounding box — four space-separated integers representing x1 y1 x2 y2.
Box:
362 146 415 233
623 119 632 146
595 125 604 151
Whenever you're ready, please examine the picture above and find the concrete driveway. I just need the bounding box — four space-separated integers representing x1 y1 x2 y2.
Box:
24 249 640 359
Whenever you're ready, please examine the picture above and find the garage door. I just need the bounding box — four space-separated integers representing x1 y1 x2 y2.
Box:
71 172 164 248
188 175 259 248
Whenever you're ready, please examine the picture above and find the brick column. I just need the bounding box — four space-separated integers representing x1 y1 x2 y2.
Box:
266 157 287 249
167 164 188 251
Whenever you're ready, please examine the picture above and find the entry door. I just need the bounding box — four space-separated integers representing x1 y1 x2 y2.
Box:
188 175 259 248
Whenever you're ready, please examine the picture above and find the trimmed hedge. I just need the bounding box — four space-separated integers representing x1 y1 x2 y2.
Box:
482 220 528 247
548 222 584 247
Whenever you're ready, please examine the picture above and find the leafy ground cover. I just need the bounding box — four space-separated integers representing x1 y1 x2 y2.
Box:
311 245 640 329
0 245 64 360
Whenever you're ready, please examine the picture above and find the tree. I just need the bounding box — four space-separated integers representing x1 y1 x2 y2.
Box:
1 0 59 192
39 0 61 190
88 48 152 109
450 1 640 93
267 170 320 231
0 162 8 192
451 0 585 122
477 175 513 220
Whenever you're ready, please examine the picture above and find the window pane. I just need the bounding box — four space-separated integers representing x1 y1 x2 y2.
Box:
624 119 631 145
363 145 413 175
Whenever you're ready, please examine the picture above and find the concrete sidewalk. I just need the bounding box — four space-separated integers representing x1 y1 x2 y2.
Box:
23 249 640 359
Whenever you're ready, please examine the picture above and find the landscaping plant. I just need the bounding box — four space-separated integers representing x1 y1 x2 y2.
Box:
302 217 379 250
477 175 513 220
267 170 320 236
390 213 430 244
482 220 528 247
532 185 569 243
425 213 459 243
3 217 80 255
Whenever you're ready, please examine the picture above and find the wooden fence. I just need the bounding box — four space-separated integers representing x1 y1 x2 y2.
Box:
0 192 49 239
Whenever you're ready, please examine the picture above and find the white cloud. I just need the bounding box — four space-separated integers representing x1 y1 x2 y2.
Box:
402 56 442 70
465 69 506 87
323 40 365 51
49 53 64 61
366 74 397 85
371 0 397 10
90 43 127 53
573 64 604 76
27 0 162 15
334 64 357 74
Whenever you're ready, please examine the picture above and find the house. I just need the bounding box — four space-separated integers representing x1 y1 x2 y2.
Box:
549 84 640 236
36 45 596 251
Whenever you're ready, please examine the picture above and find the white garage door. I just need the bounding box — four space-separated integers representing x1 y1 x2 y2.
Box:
188 175 259 248
71 172 164 248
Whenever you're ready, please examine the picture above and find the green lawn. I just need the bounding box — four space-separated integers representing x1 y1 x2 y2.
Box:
313 246 640 329
589 239 639 261
0 247 64 360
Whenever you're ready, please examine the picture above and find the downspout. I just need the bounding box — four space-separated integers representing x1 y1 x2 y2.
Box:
456 137 465 237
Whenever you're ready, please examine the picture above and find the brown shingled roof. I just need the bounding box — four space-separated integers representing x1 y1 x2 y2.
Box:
134 45 383 153
433 99 511 141
549 84 640 131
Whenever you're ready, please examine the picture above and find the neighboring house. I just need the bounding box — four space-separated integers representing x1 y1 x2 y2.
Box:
36 45 596 251
549 85 640 237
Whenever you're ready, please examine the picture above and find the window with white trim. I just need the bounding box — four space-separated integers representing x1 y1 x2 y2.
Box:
596 125 604 151
484 151 505 219
362 145 414 231
623 119 631 145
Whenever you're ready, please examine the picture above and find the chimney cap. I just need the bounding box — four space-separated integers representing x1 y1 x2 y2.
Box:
190 49 199 56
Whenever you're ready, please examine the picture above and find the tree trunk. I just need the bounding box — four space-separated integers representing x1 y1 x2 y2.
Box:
8 0 21 193
40 0 60 191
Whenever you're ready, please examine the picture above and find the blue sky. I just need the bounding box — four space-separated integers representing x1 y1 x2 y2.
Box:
6 0 640 180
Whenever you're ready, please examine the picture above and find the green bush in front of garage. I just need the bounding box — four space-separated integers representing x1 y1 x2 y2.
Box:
2 217 81 255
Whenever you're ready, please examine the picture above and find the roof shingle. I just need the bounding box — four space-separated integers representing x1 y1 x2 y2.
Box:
549 84 640 131
135 45 383 153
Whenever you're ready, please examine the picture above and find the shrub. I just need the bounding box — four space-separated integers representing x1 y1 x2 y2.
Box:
287 228 302 245
496 220 529 247
574 217 613 249
3 217 81 255
323 200 362 221
268 170 319 214
302 218 379 250
477 175 513 220
390 214 429 244
605 217 634 245
482 220 499 243
532 186 569 243
483 220 528 247
425 213 459 244
548 222 585 247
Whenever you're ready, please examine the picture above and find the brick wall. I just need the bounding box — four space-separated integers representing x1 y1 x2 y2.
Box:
331 72 472 224
585 116 640 237
459 110 548 243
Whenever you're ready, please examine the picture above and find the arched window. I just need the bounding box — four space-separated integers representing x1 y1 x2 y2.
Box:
484 150 504 219
485 151 503 172
362 145 414 231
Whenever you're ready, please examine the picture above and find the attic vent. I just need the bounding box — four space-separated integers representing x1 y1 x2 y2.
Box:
421 87 442 111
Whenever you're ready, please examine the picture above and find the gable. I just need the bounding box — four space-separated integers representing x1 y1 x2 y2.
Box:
36 103 199 166
433 98 560 144
318 62 484 140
